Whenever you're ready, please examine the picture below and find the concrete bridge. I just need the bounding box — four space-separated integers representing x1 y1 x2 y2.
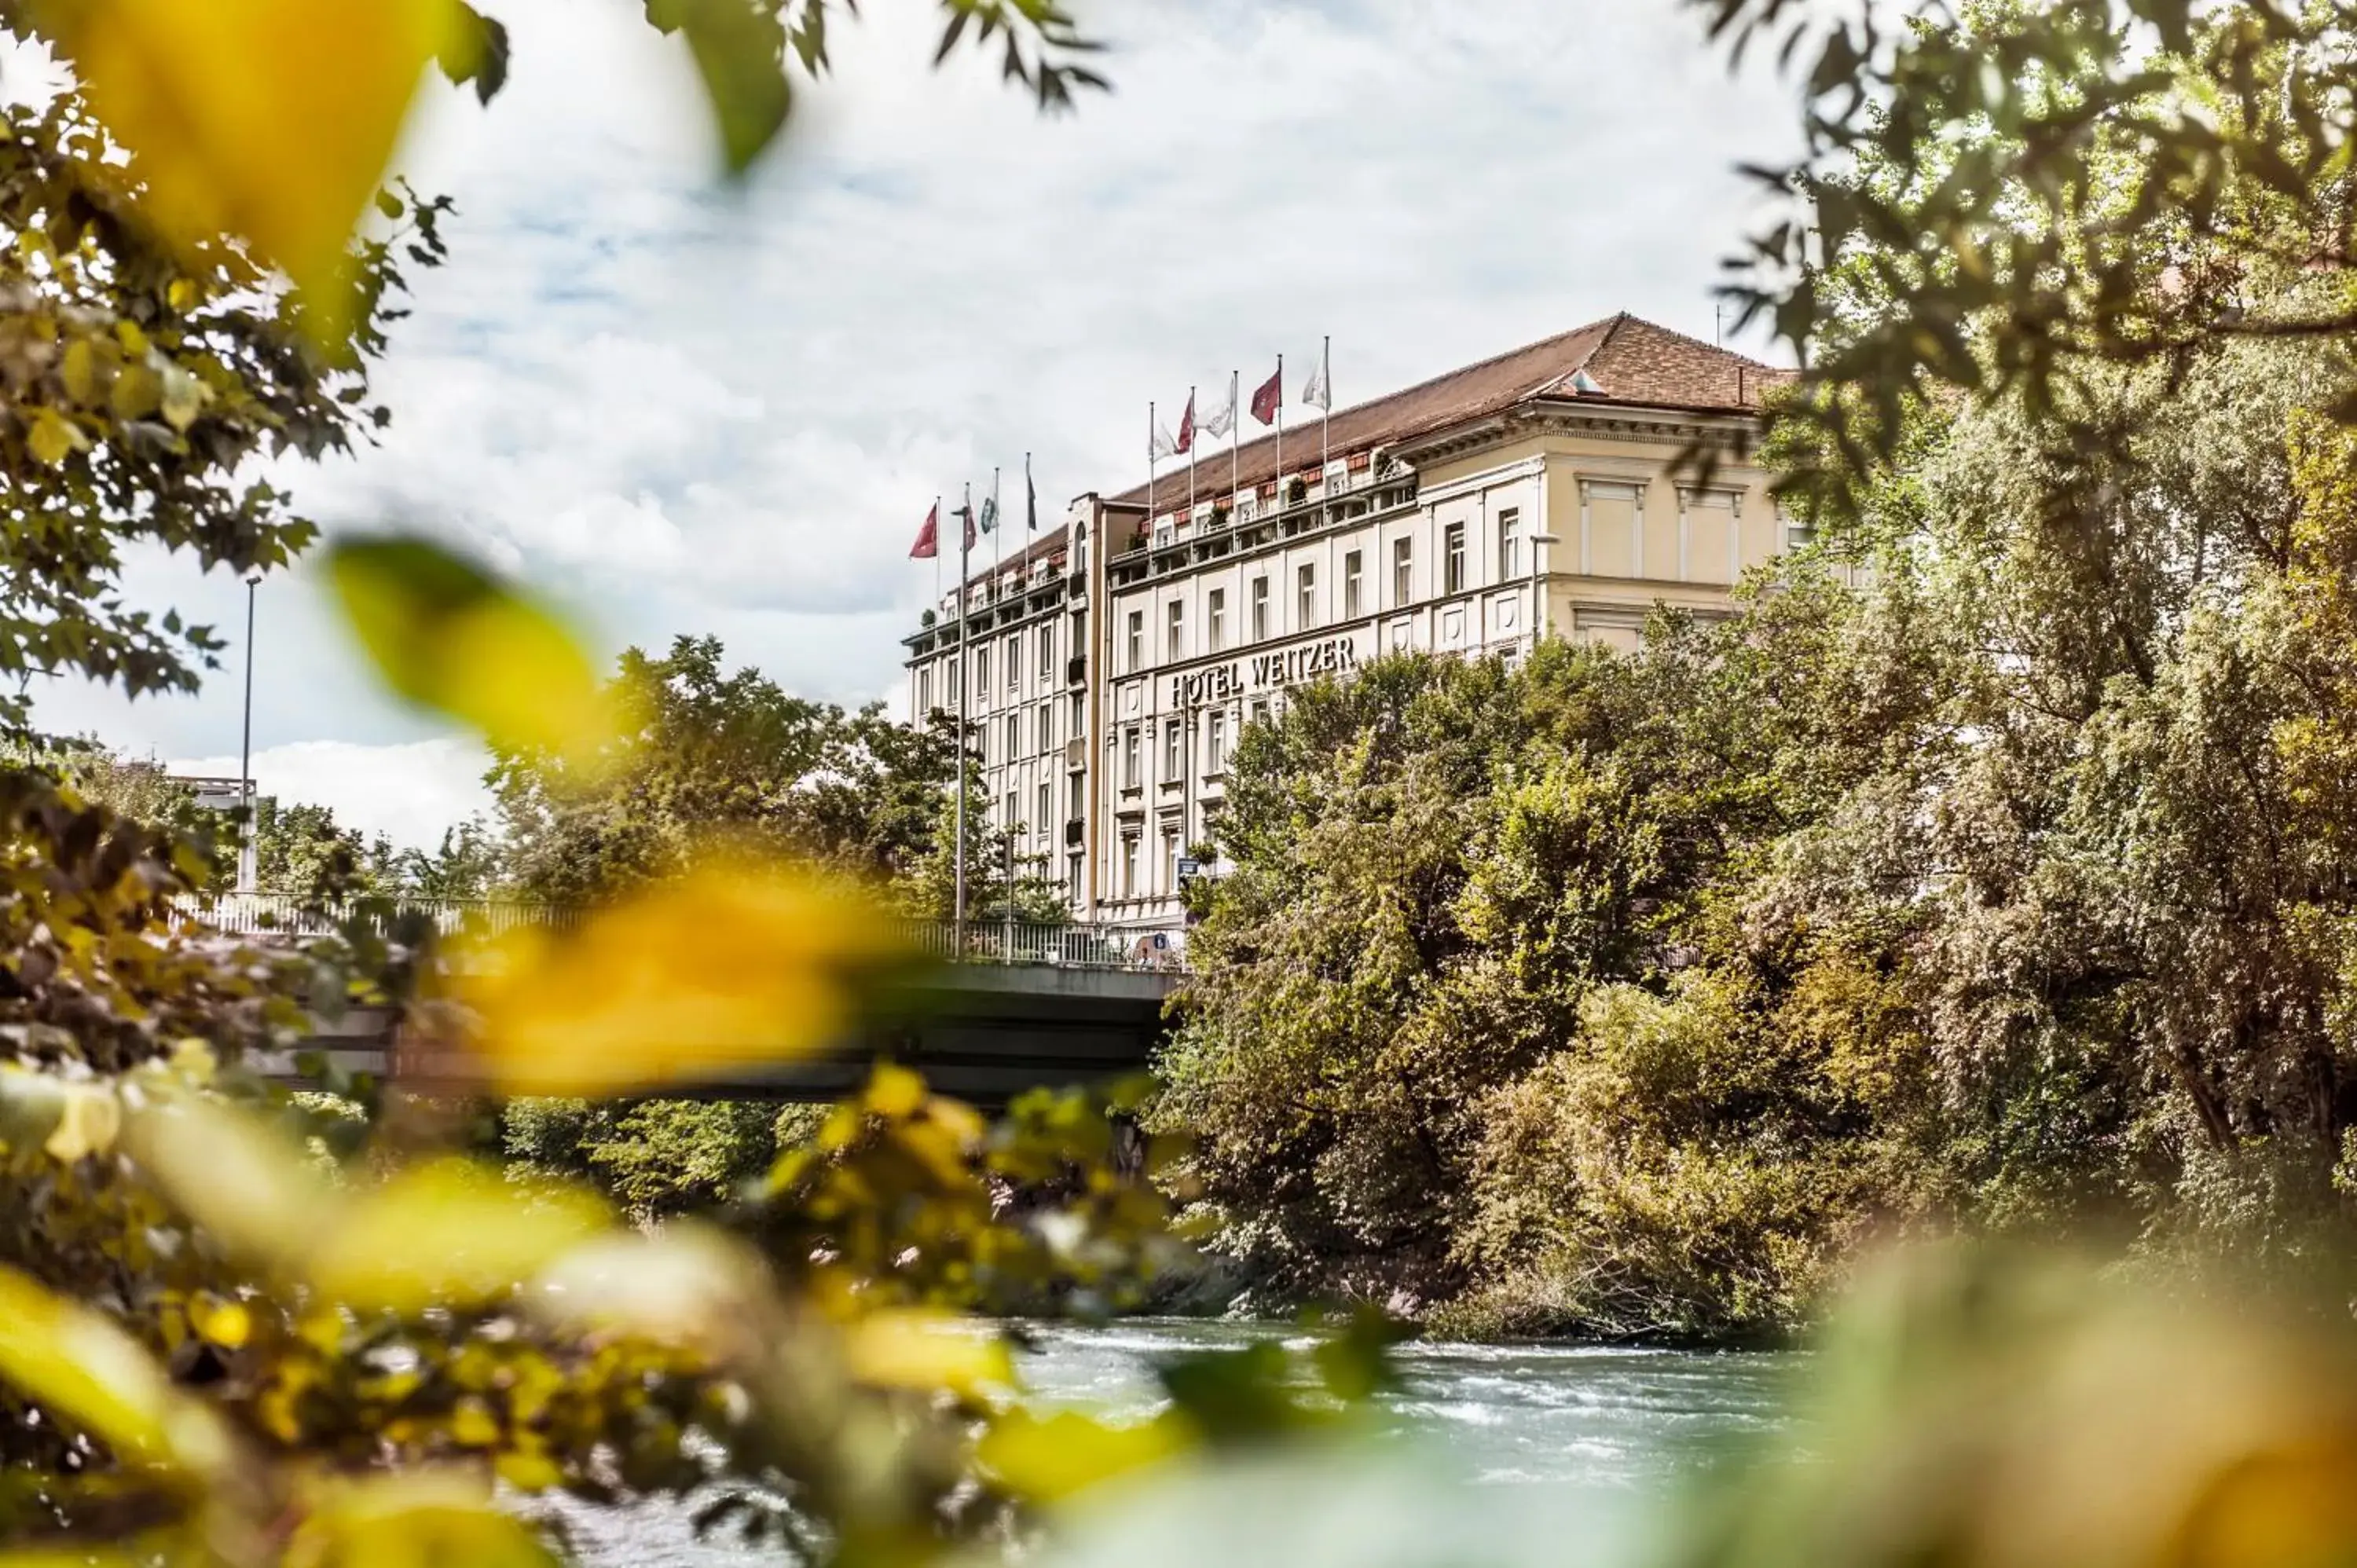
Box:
200 897 1187 1105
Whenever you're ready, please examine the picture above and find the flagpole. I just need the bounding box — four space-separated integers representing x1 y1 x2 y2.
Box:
1148 401 1157 520
1321 335 1332 477
1275 354 1284 505
1187 384 1197 514
930 493 940 645
992 463 1003 575
955 479 970 952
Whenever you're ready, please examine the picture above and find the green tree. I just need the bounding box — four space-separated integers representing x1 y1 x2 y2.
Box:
489 634 961 906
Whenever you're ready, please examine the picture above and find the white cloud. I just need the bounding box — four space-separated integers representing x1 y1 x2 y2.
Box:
31 0 1802 800
166 739 493 851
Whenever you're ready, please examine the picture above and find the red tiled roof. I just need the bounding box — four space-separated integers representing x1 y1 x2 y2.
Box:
1104 313 1786 514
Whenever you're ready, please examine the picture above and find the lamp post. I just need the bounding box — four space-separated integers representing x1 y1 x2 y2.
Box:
237 573 260 892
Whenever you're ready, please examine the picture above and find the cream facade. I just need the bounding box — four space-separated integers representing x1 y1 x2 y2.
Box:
904 314 1791 931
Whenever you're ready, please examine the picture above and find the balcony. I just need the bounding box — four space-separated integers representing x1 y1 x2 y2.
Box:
1064 818 1085 847
1066 655 1087 686
1065 738 1087 769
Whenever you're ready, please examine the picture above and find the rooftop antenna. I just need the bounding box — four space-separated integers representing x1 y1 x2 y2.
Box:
1714 299 1732 348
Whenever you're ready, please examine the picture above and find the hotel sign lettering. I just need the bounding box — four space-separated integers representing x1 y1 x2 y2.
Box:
1168 636 1360 709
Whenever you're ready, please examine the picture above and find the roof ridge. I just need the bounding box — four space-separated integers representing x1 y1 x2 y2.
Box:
1600 312 1782 372
1304 313 1623 425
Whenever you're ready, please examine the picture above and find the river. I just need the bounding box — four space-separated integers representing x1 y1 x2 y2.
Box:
556 1319 1802 1568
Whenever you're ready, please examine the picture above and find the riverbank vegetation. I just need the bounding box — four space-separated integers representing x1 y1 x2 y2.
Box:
1159 0 2357 1342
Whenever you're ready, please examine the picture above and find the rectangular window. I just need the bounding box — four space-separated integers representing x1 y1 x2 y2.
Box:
1252 577 1270 641
1038 624 1054 680
1067 853 1082 898
1036 782 1050 841
1498 507 1522 578
1168 599 1184 661
1036 703 1053 753
1004 634 1018 691
1252 698 1270 727
1444 522 1466 594
1123 727 1140 789
1003 790 1016 830
1208 588 1226 652
976 646 990 692
1069 691 1083 735
1392 537 1412 605
1121 835 1139 897
918 669 933 714
1296 562 1315 628
1126 610 1143 672
1005 713 1020 759
1207 709 1226 774
1164 718 1182 782
1343 551 1362 618
1068 773 1084 819
1163 828 1180 890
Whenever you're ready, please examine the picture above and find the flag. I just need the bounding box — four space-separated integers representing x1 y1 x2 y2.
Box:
979 493 999 534
1150 414 1179 460
1303 343 1330 411
1025 454 1038 530
1176 390 1196 455
955 500 977 550
909 502 939 559
1251 362 1282 426
1202 373 1237 440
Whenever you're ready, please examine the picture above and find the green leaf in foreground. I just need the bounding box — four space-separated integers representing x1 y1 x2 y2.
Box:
327 534 617 764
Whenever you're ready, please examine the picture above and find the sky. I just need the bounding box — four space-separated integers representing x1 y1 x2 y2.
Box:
25 0 1802 851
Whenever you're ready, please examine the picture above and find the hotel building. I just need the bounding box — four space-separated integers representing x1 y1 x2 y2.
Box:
903 313 1793 931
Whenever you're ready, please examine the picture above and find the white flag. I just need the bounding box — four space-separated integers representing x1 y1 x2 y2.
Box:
1202 372 1237 439
1150 415 1179 460
1303 342 1331 411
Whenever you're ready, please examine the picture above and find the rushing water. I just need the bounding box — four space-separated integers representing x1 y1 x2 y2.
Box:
559 1319 1802 1568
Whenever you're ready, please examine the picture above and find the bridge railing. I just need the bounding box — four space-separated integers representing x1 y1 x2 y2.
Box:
889 918 1185 972
185 893 582 940
181 896 1184 972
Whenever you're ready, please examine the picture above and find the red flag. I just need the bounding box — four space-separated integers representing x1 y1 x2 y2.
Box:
956 502 977 550
909 502 939 559
1251 364 1282 427
1176 391 1196 456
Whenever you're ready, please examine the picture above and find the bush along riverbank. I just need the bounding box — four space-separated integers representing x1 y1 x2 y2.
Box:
1151 355 2357 1343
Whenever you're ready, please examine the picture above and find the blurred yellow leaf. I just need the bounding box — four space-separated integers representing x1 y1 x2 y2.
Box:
189 1295 252 1351
42 1083 122 1162
0 1266 232 1475
465 866 903 1095
977 1409 1196 1503
841 1309 1013 1398
307 1161 610 1313
867 1062 927 1119
126 1093 330 1263
328 536 618 765
39 0 458 339
285 1471 555 1568
27 408 82 467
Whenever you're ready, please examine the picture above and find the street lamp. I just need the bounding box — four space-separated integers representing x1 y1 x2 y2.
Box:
238 573 260 892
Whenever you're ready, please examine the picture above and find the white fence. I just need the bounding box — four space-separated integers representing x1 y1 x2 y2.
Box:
185 893 581 940
181 896 1183 972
